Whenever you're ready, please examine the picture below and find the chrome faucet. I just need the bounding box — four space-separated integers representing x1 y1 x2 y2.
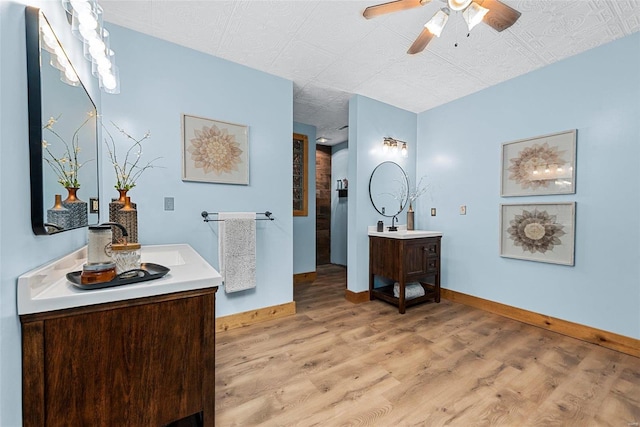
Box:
388 215 398 232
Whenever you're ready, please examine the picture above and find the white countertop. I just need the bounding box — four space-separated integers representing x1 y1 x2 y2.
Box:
368 225 443 239
17 244 222 315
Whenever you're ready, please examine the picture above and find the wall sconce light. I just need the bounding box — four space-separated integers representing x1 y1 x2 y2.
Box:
61 0 120 94
382 137 408 157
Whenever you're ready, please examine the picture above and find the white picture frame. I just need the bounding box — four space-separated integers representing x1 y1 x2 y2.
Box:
181 114 249 185
501 129 576 197
500 202 576 266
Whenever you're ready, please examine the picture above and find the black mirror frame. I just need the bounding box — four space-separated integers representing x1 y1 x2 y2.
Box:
25 6 98 235
26 6 45 234
368 161 409 218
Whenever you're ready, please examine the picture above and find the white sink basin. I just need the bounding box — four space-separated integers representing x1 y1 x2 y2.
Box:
141 245 186 266
18 244 221 315
368 225 442 239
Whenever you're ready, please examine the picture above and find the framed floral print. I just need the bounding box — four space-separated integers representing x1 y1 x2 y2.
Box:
181 114 249 185
500 202 576 266
501 129 576 197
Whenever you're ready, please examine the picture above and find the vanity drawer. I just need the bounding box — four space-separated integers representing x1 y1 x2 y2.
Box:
424 240 440 257
426 257 439 273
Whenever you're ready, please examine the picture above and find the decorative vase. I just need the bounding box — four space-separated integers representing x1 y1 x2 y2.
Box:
115 196 138 243
47 194 70 231
62 187 88 229
109 189 137 242
407 202 415 231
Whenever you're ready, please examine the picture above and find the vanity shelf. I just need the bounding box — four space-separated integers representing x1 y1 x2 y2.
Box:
369 233 442 314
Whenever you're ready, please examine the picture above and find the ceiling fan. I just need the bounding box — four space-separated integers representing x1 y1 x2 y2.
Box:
363 0 521 54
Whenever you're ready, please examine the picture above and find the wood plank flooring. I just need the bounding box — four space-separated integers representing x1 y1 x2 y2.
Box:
215 265 640 426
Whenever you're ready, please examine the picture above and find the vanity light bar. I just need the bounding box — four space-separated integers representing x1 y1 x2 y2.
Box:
61 0 120 94
382 137 408 157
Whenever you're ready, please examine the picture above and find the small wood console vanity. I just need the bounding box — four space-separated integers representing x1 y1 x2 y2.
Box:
369 227 443 314
18 244 221 427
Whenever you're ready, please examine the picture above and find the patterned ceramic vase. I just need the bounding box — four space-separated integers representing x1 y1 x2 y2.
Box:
109 189 137 242
62 187 88 229
115 196 138 243
47 194 70 231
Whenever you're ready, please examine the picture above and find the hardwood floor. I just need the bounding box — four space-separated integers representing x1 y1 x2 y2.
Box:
215 265 640 426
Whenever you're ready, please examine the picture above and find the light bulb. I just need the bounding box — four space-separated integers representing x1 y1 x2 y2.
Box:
89 43 106 59
64 67 79 83
70 0 91 14
102 72 116 90
78 23 97 41
77 11 98 30
448 0 472 11
401 142 408 157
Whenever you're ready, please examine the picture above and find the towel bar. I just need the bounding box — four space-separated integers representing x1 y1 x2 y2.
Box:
201 211 274 222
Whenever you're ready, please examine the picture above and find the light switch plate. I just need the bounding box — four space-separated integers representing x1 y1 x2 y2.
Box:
460 205 467 215
431 208 436 216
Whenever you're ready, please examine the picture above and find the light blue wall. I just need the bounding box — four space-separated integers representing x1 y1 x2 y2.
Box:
102 25 294 318
331 141 348 265
0 2 101 425
416 33 640 339
292 122 316 274
347 95 416 292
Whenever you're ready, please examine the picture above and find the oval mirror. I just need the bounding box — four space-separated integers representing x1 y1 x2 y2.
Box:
369 161 409 217
26 7 100 235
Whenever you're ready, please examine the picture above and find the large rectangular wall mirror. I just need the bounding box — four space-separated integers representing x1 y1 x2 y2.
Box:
26 6 99 235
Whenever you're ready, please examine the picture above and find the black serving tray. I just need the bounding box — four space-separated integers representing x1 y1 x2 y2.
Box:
67 263 170 290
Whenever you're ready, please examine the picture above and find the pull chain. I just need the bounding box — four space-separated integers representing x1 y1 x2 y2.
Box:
454 12 471 48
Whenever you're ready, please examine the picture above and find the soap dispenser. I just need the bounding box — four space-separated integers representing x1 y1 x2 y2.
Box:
82 223 129 285
87 225 113 265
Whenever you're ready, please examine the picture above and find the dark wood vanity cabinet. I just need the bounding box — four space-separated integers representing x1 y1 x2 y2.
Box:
20 288 217 427
369 235 441 314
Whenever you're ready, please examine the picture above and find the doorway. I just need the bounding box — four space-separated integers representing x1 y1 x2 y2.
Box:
316 145 331 265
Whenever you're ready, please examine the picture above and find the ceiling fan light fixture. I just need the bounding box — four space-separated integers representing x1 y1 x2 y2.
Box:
424 8 450 37
448 0 472 12
463 2 489 31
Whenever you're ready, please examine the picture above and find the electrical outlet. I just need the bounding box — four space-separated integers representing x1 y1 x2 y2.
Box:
431 208 436 216
164 197 174 211
460 205 467 215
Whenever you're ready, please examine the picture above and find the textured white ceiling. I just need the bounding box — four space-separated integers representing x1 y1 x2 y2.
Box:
100 0 640 145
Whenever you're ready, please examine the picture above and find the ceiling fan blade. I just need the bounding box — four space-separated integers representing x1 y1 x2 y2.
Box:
363 0 429 19
407 28 434 54
477 0 521 32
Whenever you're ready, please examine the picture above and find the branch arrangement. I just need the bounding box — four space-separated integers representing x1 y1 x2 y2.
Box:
103 121 162 190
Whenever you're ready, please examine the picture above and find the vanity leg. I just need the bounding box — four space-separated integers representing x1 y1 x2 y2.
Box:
369 273 375 301
398 280 406 314
435 273 441 303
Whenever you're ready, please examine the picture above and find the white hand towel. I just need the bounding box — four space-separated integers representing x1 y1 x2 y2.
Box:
393 282 425 300
218 212 256 293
